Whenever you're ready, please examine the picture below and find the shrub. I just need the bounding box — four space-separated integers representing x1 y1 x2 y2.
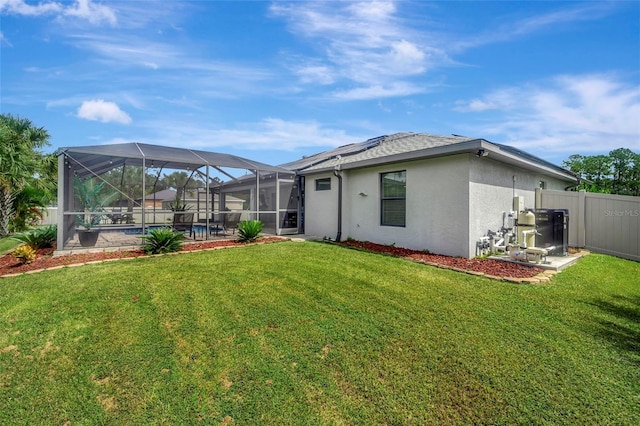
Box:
12 245 37 264
237 220 263 243
11 225 57 250
140 227 184 254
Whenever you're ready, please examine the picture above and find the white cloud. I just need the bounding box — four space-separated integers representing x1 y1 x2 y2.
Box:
270 1 448 99
332 82 428 101
139 118 362 152
63 0 116 26
77 99 132 124
0 0 116 25
455 74 640 155
452 2 617 52
294 63 336 85
0 0 62 16
0 30 11 46
454 88 520 112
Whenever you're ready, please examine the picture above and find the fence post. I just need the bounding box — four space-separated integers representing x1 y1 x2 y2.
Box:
577 190 586 248
535 187 542 209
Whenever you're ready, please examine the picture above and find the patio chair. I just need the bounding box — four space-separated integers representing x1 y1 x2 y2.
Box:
110 208 124 224
172 212 195 239
223 212 242 235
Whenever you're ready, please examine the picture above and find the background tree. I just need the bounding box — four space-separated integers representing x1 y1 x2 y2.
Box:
101 166 161 210
0 114 56 235
562 148 639 196
160 171 205 209
609 148 636 195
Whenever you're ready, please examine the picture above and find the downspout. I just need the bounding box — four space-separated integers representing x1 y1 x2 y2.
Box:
333 164 342 242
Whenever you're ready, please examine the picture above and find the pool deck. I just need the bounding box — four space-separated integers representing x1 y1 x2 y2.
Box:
57 224 238 255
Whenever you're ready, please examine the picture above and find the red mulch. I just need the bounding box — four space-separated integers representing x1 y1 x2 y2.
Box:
0 237 283 277
1 237 543 280
339 240 544 279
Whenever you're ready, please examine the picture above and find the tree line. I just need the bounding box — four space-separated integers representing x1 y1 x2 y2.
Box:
562 148 640 196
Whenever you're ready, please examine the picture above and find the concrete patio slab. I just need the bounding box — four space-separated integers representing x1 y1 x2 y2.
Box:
489 250 589 271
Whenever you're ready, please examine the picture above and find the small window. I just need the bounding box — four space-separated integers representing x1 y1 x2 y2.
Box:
381 171 406 227
315 177 331 191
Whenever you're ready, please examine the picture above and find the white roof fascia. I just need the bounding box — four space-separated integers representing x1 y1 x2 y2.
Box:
482 141 577 182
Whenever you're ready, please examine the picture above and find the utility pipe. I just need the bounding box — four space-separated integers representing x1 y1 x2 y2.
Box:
333 168 342 242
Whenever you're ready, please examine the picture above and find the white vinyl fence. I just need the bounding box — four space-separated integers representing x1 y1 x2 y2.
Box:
537 189 640 262
43 207 58 225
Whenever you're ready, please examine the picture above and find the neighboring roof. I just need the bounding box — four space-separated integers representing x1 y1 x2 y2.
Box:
58 142 288 178
143 189 177 201
283 132 577 182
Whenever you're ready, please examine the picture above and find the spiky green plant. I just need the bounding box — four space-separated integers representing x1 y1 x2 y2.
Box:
236 220 263 243
11 225 57 250
140 227 184 254
73 177 117 230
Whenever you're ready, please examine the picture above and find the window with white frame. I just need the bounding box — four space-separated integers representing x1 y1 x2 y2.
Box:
380 171 406 227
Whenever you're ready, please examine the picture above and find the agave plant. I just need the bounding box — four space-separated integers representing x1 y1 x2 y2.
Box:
140 227 184 254
236 220 263 243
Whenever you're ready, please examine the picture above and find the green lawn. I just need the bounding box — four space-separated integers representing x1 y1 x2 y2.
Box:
1 242 638 425
0 236 21 254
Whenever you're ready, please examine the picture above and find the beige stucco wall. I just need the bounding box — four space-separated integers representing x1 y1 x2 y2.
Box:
304 172 340 239
304 155 471 257
467 156 571 256
343 155 471 256
304 154 572 258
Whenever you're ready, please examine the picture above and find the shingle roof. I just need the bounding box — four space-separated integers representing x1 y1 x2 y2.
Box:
283 132 576 182
281 132 477 172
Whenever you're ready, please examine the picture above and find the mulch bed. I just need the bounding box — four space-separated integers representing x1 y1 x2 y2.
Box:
2 237 546 281
0 237 283 277
339 240 545 279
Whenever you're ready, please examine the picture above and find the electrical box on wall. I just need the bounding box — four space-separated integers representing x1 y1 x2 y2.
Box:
513 196 524 212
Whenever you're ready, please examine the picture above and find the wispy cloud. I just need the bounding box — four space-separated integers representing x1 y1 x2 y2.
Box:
455 74 640 155
77 99 132 124
0 30 11 46
332 82 429 101
451 2 617 51
0 0 62 16
0 0 116 25
62 0 116 26
271 1 450 100
136 118 363 152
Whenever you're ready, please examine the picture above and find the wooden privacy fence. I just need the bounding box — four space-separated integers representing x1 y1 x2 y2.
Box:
536 189 640 262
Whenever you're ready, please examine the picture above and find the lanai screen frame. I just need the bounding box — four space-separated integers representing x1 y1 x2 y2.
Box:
57 142 290 251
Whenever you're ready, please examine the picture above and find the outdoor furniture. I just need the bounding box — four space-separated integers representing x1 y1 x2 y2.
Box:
209 224 224 236
110 208 124 224
172 212 195 239
223 212 241 235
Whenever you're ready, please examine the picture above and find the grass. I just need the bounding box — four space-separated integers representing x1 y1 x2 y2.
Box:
0 236 21 254
1 241 638 424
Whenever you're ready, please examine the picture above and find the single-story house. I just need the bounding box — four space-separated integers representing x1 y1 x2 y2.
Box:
56 133 577 256
281 132 578 258
139 189 179 208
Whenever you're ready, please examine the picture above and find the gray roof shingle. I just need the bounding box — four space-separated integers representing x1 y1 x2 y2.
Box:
282 132 576 182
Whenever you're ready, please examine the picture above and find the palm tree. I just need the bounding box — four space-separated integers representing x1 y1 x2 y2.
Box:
0 114 54 236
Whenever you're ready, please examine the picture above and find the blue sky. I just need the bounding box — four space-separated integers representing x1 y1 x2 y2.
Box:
1 0 638 168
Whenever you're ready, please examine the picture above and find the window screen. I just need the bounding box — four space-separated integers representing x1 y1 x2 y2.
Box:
381 171 406 227
315 178 331 191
